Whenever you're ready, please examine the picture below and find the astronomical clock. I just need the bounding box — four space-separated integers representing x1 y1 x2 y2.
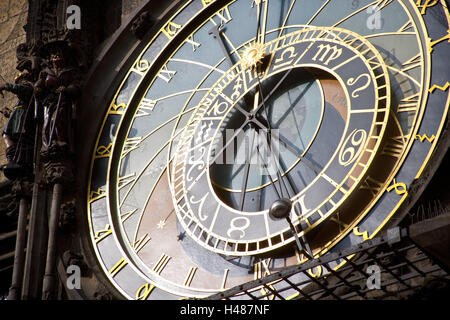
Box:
83 0 449 299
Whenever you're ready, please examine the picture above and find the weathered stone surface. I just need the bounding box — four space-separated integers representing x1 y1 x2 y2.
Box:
0 0 28 182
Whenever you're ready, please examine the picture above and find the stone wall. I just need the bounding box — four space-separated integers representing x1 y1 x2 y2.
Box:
0 0 28 181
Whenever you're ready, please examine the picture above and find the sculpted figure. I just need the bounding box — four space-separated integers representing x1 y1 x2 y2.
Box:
34 41 80 156
0 70 35 179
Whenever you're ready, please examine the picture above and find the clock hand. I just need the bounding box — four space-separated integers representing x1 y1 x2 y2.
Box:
209 25 235 67
269 198 313 259
238 124 256 211
255 0 269 44
252 83 289 199
251 120 322 176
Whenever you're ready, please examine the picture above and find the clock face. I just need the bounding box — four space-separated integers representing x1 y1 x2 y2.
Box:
86 0 449 299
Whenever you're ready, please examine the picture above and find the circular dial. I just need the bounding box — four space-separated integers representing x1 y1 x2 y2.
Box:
172 27 390 255
86 0 450 300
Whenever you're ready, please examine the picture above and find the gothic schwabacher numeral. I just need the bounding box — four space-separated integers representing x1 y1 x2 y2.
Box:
136 283 155 300
429 30 450 53
161 21 182 39
108 102 126 115
94 224 112 244
415 133 436 143
415 0 439 15
95 143 112 159
397 93 420 113
89 186 106 202
429 81 450 93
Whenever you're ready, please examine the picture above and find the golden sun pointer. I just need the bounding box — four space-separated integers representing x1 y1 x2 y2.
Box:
240 42 266 69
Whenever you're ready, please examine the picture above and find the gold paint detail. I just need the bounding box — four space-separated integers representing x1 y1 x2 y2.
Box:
307 265 323 278
108 102 127 115
95 143 112 159
184 267 198 287
373 0 395 11
240 42 267 69
89 187 106 202
429 29 450 52
134 234 151 253
415 0 439 15
415 133 436 143
136 283 155 300
161 21 182 40
429 81 450 93
109 258 128 277
353 227 370 240
386 179 408 195
153 254 171 275
254 258 272 280
360 176 384 197
94 224 112 244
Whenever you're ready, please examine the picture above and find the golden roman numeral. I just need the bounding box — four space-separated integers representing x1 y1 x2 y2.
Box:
157 64 177 83
254 258 272 280
109 258 128 277
398 20 413 33
118 172 137 191
373 0 395 11
186 35 201 52
120 208 138 222
134 234 151 253
397 93 420 113
401 53 421 73
360 176 384 197
135 98 156 118
121 137 143 159
153 253 171 275
184 267 198 287
209 6 233 26
381 135 405 158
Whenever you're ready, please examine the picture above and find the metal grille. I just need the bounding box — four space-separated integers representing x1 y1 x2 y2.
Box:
205 227 449 300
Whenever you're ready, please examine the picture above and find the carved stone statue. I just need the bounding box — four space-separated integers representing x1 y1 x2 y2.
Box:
0 70 35 180
35 41 80 156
